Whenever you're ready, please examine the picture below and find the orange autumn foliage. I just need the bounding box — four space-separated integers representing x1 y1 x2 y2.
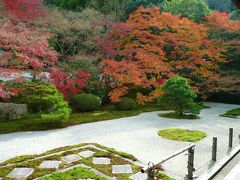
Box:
101 7 227 103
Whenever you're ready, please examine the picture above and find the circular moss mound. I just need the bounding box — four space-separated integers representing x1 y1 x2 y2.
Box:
158 128 207 142
115 97 137 110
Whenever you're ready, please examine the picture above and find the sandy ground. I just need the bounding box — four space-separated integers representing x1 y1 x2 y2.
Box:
0 102 239 178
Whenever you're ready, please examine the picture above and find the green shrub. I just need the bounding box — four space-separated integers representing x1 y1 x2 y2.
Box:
73 94 101 112
115 97 137 110
159 77 201 116
12 81 71 122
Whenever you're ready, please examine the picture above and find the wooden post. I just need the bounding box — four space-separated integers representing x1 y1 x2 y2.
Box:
187 147 194 180
147 169 154 180
212 137 217 161
229 128 233 148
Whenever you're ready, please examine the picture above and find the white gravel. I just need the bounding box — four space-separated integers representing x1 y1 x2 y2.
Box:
0 102 239 178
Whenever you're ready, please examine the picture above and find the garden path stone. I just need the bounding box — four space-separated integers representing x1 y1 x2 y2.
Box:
39 160 61 169
129 172 148 180
92 157 111 165
62 154 81 163
78 150 95 158
6 167 34 179
112 165 133 174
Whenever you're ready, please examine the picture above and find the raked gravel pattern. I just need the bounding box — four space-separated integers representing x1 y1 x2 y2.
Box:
0 102 240 178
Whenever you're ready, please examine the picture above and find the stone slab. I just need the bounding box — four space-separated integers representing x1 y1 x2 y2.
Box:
92 157 111 165
129 172 148 180
224 163 240 180
78 150 95 158
39 160 61 169
62 154 81 163
112 165 133 174
6 168 34 179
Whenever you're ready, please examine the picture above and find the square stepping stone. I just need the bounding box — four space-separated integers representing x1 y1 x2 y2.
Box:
62 154 81 163
78 150 95 158
92 157 111 165
7 168 34 179
112 165 133 174
39 160 61 169
129 172 147 180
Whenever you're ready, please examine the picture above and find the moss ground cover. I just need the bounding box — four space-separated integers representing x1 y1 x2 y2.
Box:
0 103 171 134
0 144 139 179
40 166 107 180
159 112 199 119
158 128 207 142
221 108 240 118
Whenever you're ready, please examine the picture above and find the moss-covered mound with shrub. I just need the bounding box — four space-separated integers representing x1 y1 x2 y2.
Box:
221 108 240 118
12 81 71 122
158 128 207 142
73 94 101 112
115 97 137 110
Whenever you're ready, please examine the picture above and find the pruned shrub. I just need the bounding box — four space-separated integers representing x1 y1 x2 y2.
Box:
115 97 137 110
72 94 101 112
12 81 71 122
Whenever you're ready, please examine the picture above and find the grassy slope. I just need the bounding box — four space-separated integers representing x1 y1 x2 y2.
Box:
221 108 240 118
0 104 170 134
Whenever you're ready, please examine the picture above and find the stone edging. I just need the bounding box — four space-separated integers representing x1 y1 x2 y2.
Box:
197 144 240 180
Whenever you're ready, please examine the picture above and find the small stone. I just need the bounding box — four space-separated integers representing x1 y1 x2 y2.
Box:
39 160 61 169
62 154 81 163
112 165 133 174
129 172 148 180
7 168 34 179
78 150 95 158
92 157 111 165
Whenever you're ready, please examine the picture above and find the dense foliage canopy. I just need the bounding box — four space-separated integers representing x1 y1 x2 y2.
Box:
0 0 239 106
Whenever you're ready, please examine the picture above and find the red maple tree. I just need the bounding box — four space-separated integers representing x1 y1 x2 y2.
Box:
101 7 226 103
1 0 45 20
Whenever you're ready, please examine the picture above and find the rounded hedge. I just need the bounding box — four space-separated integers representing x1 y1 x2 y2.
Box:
73 94 101 112
115 97 137 111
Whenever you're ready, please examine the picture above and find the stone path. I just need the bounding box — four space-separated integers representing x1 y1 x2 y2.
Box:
0 102 240 178
39 160 61 169
4 145 140 180
92 157 111 165
61 154 82 163
7 168 34 179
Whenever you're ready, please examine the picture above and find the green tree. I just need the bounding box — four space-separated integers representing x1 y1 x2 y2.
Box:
160 0 211 22
126 0 163 17
87 0 130 21
45 0 87 11
160 77 201 116
206 0 236 12
231 10 240 20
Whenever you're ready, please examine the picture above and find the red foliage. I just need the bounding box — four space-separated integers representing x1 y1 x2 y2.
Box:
205 11 240 33
0 21 58 71
101 7 226 103
1 0 45 20
50 70 90 99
